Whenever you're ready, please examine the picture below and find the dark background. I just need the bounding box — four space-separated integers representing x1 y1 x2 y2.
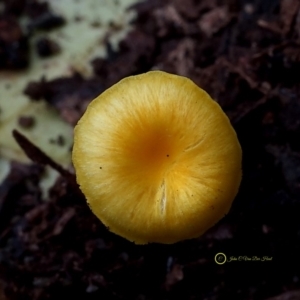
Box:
1 0 300 299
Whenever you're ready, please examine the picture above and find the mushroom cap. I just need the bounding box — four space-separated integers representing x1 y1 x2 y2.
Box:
72 71 242 244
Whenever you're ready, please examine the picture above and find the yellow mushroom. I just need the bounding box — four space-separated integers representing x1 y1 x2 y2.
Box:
72 70 242 244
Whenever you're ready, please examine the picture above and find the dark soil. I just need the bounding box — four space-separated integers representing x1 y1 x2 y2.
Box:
1 0 300 299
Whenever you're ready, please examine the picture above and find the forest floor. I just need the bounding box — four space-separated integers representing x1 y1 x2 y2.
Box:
1 0 300 299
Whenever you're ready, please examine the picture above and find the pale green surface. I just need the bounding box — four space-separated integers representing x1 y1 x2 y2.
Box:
0 0 140 189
